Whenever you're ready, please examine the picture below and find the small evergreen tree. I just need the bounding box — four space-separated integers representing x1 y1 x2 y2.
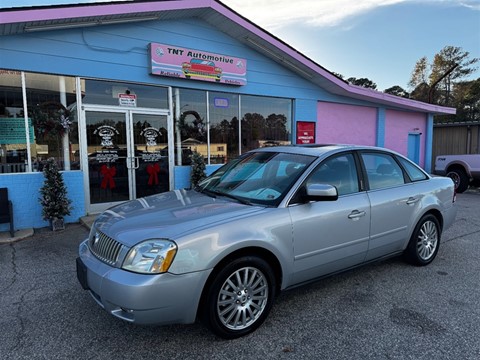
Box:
39 158 72 220
190 151 206 188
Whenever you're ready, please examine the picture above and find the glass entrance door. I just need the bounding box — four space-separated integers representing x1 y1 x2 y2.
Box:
131 112 169 198
83 107 170 213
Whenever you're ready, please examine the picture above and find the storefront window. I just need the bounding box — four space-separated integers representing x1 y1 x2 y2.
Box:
0 70 27 173
172 87 292 165
0 70 79 173
26 73 79 171
241 95 292 152
172 88 207 165
209 92 239 163
82 79 169 109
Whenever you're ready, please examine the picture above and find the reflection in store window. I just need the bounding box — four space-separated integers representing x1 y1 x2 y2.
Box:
173 88 208 166
26 73 79 171
172 87 292 166
82 79 169 109
0 70 27 173
0 70 79 173
209 92 239 163
241 95 291 153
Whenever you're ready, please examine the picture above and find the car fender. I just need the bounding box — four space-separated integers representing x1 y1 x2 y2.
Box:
402 179 454 249
169 208 294 290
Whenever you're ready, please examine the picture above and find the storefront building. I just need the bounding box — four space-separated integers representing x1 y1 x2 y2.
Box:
0 0 455 231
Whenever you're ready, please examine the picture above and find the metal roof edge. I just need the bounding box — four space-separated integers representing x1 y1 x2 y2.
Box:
0 0 210 23
0 0 457 115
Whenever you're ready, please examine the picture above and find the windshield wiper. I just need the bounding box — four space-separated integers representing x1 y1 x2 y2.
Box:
195 187 217 198
218 191 252 205
196 186 251 205
208 189 252 205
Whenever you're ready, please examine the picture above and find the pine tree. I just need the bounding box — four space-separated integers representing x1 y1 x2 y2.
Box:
39 158 72 220
190 151 206 188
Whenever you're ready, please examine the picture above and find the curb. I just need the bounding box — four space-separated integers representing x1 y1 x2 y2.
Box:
0 228 34 244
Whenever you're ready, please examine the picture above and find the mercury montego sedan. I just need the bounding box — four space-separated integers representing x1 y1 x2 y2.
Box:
77 145 457 339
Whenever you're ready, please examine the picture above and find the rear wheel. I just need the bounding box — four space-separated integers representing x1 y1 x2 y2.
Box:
447 168 469 193
201 256 276 339
405 214 440 266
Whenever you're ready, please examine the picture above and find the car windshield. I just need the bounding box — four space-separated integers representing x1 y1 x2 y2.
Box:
196 151 315 206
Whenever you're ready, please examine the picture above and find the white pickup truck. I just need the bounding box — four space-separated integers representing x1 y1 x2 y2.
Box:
434 154 480 193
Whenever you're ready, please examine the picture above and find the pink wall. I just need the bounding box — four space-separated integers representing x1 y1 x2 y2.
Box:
385 110 426 167
316 102 376 145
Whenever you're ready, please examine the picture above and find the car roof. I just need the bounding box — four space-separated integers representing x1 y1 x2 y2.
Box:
253 144 391 157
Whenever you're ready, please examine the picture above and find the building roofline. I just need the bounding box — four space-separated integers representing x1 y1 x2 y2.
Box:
0 0 456 115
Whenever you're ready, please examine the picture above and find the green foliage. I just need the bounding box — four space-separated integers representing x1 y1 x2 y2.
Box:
410 83 430 103
438 78 480 123
456 78 480 121
347 77 377 90
409 46 479 106
384 85 410 98
39 158 72 220
408 56 429 89
190 151 206 188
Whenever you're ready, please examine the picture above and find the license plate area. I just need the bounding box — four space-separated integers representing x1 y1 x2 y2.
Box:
76 257 89 290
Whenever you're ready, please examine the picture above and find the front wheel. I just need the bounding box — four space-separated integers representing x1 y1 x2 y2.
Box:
404 214 440 266
201 256 276 339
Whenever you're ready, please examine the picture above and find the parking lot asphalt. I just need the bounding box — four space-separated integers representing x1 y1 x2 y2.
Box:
1 190 479 360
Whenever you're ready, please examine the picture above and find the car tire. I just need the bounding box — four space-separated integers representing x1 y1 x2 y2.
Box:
447 168 469 193
404 214 440 266
201 256 276 339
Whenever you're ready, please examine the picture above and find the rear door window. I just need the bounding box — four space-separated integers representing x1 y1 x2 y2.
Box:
361 153 405 190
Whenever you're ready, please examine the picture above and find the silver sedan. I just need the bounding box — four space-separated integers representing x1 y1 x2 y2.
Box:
77 145 457 339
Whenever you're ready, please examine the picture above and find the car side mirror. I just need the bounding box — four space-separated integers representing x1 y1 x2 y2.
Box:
304 183 338 202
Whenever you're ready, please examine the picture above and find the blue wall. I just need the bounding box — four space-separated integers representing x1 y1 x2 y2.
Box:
0 18 338 102
0 171 85 231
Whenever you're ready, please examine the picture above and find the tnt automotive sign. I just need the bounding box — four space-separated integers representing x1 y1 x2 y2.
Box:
150 43 247 85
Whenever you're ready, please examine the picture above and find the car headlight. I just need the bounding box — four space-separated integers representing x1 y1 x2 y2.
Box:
122 240 177 274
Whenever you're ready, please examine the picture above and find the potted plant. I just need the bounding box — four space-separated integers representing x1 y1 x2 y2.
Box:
39 157 72 230
190 151 206 188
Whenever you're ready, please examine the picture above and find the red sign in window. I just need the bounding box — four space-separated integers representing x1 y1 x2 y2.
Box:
296 122 316 144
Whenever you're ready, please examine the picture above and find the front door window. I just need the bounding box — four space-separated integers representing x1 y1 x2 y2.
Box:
132 113 169 198
86 111 129 205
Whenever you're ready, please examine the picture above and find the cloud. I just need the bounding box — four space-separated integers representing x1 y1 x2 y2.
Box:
458 0 480 10
223 0 404 29
222 0 479 29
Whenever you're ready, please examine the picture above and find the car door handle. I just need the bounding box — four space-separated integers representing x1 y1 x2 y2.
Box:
348 210 366 220
406 197 419 205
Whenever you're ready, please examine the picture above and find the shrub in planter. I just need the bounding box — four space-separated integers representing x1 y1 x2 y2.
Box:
39 158 72 230
190 151 206 188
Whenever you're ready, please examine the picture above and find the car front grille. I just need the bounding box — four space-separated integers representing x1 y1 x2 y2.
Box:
88 230 123 266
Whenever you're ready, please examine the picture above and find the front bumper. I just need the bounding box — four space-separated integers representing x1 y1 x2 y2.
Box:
77 240 212 325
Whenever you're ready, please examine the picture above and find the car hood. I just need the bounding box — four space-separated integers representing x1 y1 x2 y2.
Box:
93 189 264 247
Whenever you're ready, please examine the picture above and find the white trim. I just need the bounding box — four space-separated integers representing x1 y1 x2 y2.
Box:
21 72 32 172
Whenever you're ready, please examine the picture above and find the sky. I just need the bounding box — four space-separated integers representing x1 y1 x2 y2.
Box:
1 0 479 91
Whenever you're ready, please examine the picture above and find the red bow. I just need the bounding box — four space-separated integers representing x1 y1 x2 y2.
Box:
100 165 116 189
147 163 160 186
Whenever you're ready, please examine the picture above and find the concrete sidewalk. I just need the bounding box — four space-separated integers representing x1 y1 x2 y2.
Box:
0 228 34 244
0 214 97 244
